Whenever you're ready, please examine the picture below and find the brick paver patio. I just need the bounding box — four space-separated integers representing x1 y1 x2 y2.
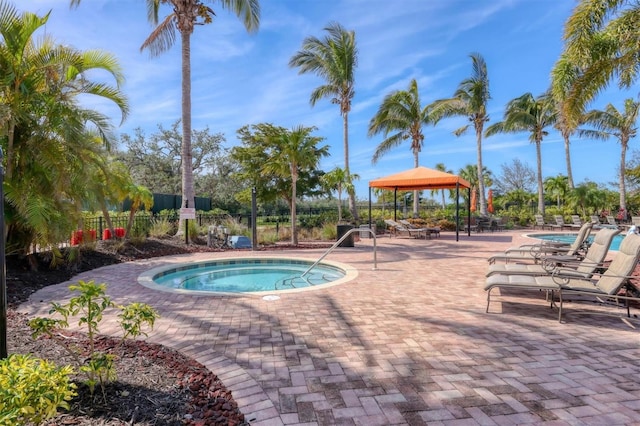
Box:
19 230 640 425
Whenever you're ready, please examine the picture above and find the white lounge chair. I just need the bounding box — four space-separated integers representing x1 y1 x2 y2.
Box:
486 227 620 277
487 222 593 264
484 233 640 322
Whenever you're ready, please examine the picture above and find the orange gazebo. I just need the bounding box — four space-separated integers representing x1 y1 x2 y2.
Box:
369 166 472 241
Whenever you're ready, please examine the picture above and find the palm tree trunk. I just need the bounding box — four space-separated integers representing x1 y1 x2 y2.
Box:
344 112 358 221
620 139 628 216
413 151 419 217
6 120 14 179
291 175 298 245
475 129 487 216
563 132 575 189
178 32 195 235
535 139 545 214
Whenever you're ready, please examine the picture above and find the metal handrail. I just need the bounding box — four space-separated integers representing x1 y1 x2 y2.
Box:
301 227 377 278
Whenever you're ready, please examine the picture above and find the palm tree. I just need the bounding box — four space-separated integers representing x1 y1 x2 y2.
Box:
430 53 491 215
568 182 608 216
579 98 640 219
289 22 359 221
459 164 492 207
485 92 557 214
321 167 359 223
544 175 569 208
368 78 431 217
551 55 585 189
72 0 260 225
262 125 329 245
433 163 453 208
552 0 640 121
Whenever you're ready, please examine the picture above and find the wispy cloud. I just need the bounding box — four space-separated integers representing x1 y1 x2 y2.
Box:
17 0 627 196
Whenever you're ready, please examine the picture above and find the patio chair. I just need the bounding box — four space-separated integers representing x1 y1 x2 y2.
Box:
534 214 559 230
571 215 583 227
486 227 620 277
606 215 619 227
399 219 440 239
487 221 593 264
484 233 640 322
384 219 427 239
556 215 581 230
490 217 505 232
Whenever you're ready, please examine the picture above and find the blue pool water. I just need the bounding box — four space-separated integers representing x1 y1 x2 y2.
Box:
531 232 624 251
144 258 348 293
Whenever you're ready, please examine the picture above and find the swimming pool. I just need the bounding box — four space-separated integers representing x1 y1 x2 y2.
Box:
529 232 624 251
138 257 357 295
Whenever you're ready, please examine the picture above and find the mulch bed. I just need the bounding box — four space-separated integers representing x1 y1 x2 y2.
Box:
5 237 326 425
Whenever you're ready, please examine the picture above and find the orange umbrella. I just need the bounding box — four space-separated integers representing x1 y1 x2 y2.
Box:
470 187 477 212
487 189 494 214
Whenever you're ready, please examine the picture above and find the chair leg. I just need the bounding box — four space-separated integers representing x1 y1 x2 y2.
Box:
557 290 564 322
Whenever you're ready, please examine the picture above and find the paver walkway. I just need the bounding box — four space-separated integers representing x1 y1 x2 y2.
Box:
19 230 640 425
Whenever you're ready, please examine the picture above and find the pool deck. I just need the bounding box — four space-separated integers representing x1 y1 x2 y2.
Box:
18 230 640 425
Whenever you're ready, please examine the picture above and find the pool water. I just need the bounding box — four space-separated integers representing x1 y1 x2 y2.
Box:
531 232 624 251
142 258 349 294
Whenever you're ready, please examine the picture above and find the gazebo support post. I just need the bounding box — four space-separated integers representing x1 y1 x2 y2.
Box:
467 187 471 236
455 183 460 241
368 187 372 231
394 188 397 221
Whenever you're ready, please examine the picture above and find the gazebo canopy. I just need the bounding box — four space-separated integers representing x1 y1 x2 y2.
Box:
369 166 471 191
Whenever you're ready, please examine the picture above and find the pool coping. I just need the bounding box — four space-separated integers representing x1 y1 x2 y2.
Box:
137 256 359 297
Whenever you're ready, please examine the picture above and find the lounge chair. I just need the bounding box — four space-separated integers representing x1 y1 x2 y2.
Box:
606 215 619 227
399 219 440 239
487 221 593 264
484 233 640 322
534 214 560 230
555 215 580 230
384 219 427 239
485 227 620 277
571 215 583 227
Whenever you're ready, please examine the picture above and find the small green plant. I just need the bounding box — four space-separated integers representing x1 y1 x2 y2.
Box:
0 354 76 426
29 280 159 403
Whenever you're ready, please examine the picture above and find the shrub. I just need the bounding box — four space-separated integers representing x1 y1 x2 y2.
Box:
322 222 338 240
29 280 159 403
0 354 76 425
149 215 175 237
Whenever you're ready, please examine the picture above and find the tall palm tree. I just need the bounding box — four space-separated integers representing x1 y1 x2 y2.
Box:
551 54 585 189
289 22 359 221
485 92 557 214
262 125 329 245
72 0 260 222
579 98 640 218
552 0 640 122
430 53 491 215
368 78 431 217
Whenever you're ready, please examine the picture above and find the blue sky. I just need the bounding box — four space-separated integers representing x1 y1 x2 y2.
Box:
29 0 638 199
